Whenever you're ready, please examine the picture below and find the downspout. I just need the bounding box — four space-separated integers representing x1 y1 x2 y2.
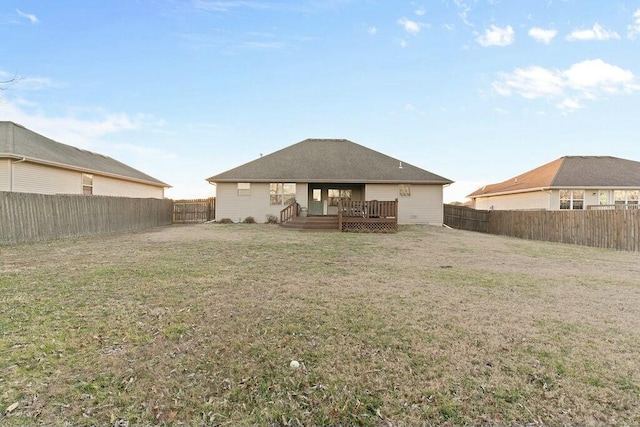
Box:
10 157 27 192
207 181 217 220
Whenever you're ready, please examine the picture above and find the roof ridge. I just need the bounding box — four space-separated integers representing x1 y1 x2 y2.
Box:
549 157 566 187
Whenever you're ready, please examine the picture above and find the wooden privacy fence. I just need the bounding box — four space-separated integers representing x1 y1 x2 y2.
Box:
443 204 489 232
173 198 215 223
444 204 640 252
0 191 173 245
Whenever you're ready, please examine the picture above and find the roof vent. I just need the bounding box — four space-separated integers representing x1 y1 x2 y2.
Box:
398 161 403 169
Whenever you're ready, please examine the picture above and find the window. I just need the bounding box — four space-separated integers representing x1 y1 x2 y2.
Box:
238 182 251 196
615 190 639 205
283 183 296 205
399 184 411 197
82 173 93 195
559 190 584 210
270 183 282 205
328 189 352 206
270 183 296 205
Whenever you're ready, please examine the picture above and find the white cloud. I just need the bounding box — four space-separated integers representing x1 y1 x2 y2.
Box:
367 26 377 35
452 0 472 26
16 9 39 24
0 99 155 148
566 23 620 41
415 8 426 16
492 59 640 111
563 59 636 93
628 9 640 40
399 39 408 48
528 27 558 44
397 17 422 35
493 66 564 99
1 71 62 92
556 98 583 111
476 25 514 47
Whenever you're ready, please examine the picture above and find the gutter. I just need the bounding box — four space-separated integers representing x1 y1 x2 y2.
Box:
469 187 550 199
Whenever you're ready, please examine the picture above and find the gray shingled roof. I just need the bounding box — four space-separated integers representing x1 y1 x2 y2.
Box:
206 138 452 184
468 156 640 198
0 121 169 187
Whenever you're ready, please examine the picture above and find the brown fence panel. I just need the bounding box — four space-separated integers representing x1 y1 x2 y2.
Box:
444 205 639 251
173 198 215 223
444 204 489 232
486 209 640 251
0 191 173 245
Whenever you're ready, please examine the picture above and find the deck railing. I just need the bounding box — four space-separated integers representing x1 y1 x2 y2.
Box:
280 200 299 224
339 199 398 218
587 204 639 210
338 199 398 233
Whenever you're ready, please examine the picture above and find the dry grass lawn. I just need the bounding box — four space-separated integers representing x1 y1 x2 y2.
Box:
1 224 639 426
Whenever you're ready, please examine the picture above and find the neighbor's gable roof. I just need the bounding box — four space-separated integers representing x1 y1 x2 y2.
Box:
468 156 640 198
206 138 452 184
0 121 169 187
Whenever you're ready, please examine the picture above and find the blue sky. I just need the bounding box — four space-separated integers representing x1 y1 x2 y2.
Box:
2 0 640 201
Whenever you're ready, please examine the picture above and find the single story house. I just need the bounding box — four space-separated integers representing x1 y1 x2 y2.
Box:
206 138 453 225
0 121 169 198
468 156 640 210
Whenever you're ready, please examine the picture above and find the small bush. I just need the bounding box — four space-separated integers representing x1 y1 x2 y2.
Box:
265 214 278 224
243 216 256 224
217 218 234 224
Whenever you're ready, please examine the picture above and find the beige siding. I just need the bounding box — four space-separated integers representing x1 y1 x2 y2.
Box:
216 182 287 223
474 191 552 211
94 175 164 198
13 162 81 194
0 159 10 191
584 191 598 208
366 184 444 225
7 161 164 198
296 183 308 209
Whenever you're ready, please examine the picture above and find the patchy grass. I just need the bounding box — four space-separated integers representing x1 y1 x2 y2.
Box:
1 224 640 425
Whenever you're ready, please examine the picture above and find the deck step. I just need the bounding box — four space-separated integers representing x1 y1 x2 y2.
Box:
281 216 339 231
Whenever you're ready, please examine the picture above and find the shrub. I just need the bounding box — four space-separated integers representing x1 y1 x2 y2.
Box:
217 218 233 224
265 214 278 224
242 216 256 224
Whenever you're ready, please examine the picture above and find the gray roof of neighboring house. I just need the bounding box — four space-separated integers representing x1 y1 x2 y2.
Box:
206 138 453 184
468 156 640 198
0 121 169 187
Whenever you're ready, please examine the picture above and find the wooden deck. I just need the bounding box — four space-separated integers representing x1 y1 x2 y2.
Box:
338 200 398 233
280 199 398 233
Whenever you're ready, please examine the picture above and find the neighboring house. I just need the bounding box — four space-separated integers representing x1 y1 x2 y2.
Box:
0 121 169 198
468 156 640 210
206 138 453 225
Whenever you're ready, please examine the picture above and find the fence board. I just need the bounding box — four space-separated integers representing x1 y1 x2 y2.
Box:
444 204 640 252
443 204 489 232
1 191 173 245
173 198 215 223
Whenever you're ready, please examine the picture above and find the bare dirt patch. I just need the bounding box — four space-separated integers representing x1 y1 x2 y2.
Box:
1 224 639 425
